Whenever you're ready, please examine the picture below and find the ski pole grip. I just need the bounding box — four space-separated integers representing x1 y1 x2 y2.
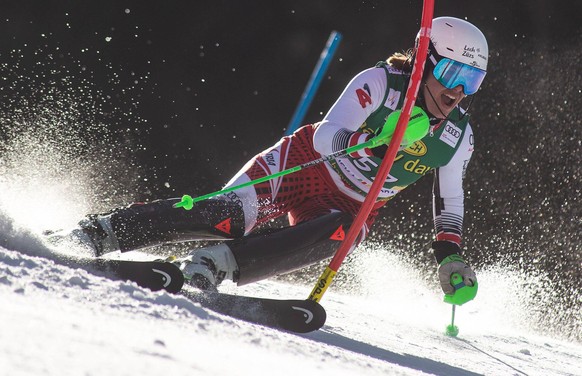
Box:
443 272 479 306
450 273 465 289
369 107 429 148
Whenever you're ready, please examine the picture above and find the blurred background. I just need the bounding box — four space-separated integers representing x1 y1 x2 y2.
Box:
0 1 580 339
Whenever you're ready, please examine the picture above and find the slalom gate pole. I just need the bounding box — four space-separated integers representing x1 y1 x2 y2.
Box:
285 30 342 136
307 0 435 302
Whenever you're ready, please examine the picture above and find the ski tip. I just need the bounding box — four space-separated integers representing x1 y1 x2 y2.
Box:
281 299 327 333
115 260 185 294
179 291 326 334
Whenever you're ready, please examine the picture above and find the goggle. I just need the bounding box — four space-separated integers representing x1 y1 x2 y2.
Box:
433 58 486 95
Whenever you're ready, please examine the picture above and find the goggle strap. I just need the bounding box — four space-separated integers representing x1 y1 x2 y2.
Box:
429 54 438 67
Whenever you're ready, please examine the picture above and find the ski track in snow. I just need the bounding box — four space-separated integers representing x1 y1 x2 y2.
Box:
1 235 581 376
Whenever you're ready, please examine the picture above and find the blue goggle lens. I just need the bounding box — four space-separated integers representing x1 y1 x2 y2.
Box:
433 58 486 95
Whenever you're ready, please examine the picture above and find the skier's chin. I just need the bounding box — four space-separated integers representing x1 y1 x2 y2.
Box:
436 104 455 119
425 101 452 120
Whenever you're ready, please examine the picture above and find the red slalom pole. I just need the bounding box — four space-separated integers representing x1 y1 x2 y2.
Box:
308 0 435 302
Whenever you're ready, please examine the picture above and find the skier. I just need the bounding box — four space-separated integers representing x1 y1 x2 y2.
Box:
50 17 487 297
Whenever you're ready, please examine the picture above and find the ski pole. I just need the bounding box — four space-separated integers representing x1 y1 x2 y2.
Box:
174 146 362 210
286 30 343 136
307 0 434 303
444 272 479 337
446 305 459 337
174 108 428 210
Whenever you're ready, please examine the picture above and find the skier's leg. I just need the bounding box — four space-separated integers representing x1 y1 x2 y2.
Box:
47 195 248 256
92 197 247 254
47 124 326 258
73 126 320 256
178 211 359 289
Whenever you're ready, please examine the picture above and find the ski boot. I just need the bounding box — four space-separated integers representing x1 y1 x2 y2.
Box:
176 244 240 292
44 214 119 257
45 197 245 257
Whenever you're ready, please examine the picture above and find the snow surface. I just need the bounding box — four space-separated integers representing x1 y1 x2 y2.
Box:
0 152 580 375
1 228 581 376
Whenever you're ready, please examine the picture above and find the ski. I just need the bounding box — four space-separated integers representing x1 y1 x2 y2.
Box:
56 252 324 332
181 289 326 333
66 257 185 293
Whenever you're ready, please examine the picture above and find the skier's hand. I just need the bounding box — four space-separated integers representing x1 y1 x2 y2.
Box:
370 118 398 148
432 241 477 295
438 255 477 294
369 107 429 158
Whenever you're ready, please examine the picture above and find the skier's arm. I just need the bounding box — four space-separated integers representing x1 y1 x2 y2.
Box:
431 125 477 294
313 67 387 158
432 125 474 245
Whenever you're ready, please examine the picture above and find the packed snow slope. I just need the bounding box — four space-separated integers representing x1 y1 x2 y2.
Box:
0 221 581 376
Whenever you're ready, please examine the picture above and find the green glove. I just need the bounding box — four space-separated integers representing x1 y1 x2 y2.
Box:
369 106 430 149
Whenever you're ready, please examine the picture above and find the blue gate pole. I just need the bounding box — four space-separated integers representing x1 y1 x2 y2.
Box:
285 30 342 136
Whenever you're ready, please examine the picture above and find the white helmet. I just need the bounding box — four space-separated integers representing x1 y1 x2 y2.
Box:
429 17 488 71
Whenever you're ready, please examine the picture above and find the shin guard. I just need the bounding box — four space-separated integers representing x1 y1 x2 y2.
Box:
107 198 246 252
227 212 354 285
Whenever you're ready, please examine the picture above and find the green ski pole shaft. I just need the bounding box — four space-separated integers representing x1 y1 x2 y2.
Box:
446 304 459 337
173 140 374 210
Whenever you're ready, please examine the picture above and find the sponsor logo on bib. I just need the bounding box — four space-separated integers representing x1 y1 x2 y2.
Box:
403 141 428 156
440 122 462 148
